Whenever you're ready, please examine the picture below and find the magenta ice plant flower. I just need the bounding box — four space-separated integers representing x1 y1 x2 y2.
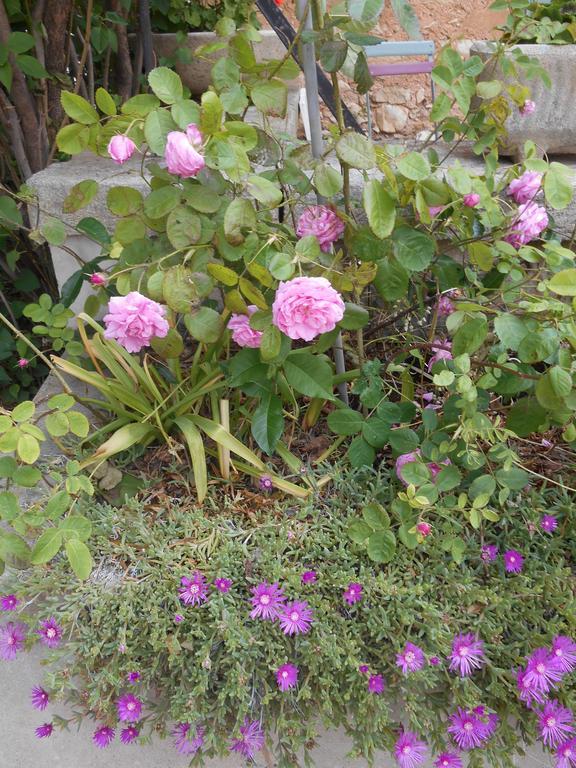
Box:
557 738 576 768
481 544 498 562
394 731 427 768
343 582 363 605
541 514 558 533
179 572 209 606
31 686 49 711
230 718 264 760
37 617 62 648
276 663 298 691
538 700 575 748
449 633 486 677
517 666 546 707
120 726 139 744
174 614 184 624
127 671 140 684
103 292 169 354
272 276 345 342
296 205 345 252
396 642 425 674
368 674 385 694
227 305 263 348
108 135 136 164
524 647 564 696
434 753 463 768
1 594 20 611
214 578 232 593
0 621 26 660
429 656 440 666
448 709 489 750
173 723 204 756
93 725 115 748
504 549 524 573
117 693 143 722
279 600 313 635
359 664 370 674
250 582 286 620
165 124 205 178
301 570 317 585
258 475 274 492
35 723 54 739
551 636 576 674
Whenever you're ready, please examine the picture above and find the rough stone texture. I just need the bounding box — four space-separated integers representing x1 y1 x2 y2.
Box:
152 30 299 96
376 104 410 133
473 42 576 160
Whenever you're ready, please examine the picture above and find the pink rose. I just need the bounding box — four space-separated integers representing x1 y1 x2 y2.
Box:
296 205 345 252
507 171 542 204
437 295 454 317
165 123 205 178
463 193 480 208
103 291 169 353
227 305 263 348
272 276 345 341
108 135 136 165
504 202 548 249
89 272 107 287
429 206 444 217
520 99 535 116
416 522 431 536
427 339 453 370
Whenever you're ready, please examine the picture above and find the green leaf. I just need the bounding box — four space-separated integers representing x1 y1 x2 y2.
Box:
56 123 90 155
65 538 93 580
184 307 223 344
63 180 99 214
548 268 576 296
251 79 288 117
268 252 294 281
40 217 67 246
0 491 20 520
260 325 283 362
390 0 421 36
452 317 488 356
12 400 35 422
389 428 419 453
166 207 201 249
506 398 547 436
224 198 257 245
313 163 344 198
95 87 116 116
148 66 183 104
340 303 369 330
17 434 40 464
171 99 201 129
494 315 529 351
518 331 557 364
283 353 335 400
16 54 48 78
67 411 90 438
327 408 364 436
373 258 409 301
397 152 431 181
336 132 376 170
320 40 348 72
59 514 92 542
107 186 143 217
12 466 41 487
347 436 376 468
45 412 69 437
0 457 16 478
0 195 22 227
30 528 63 564
0 532 29 561
362 502 390 529
349 0 385 23
367 530 397 563
60 91 99 124
185 185 221 214
392 226 435 271
246 175 283 207
144 109 177 155
347 519 372 544
200 90 224 134
212 57 240 89
469 474 496 500
174 416 208 503
143 185 181 220
121 94 161 117
363 180 396 239
8 31 35 53
251 393 284 454
476 80 502 99
545 162 573 210
45 491 72 520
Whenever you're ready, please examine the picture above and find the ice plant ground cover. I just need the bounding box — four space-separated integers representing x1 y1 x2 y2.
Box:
0 0 576 766
1 469 575 767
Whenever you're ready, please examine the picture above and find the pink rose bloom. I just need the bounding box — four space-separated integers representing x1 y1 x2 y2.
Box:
437 295 454 317
165 123 205 178
227 305 263 348
504 202 548 249
507 171 542 204
428 458 451 478
416 522 431 537
296 205 345 252
427 339 452 370
103 291 169 353
272 276 345 341
520 99 535 116
108 135 136 165
395 450 421 484
463 193 480 207
90 272 107 287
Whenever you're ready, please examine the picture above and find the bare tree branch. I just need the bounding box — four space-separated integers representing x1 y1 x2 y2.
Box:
43 0 73 140
110 0 133 100
0 90 32 179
